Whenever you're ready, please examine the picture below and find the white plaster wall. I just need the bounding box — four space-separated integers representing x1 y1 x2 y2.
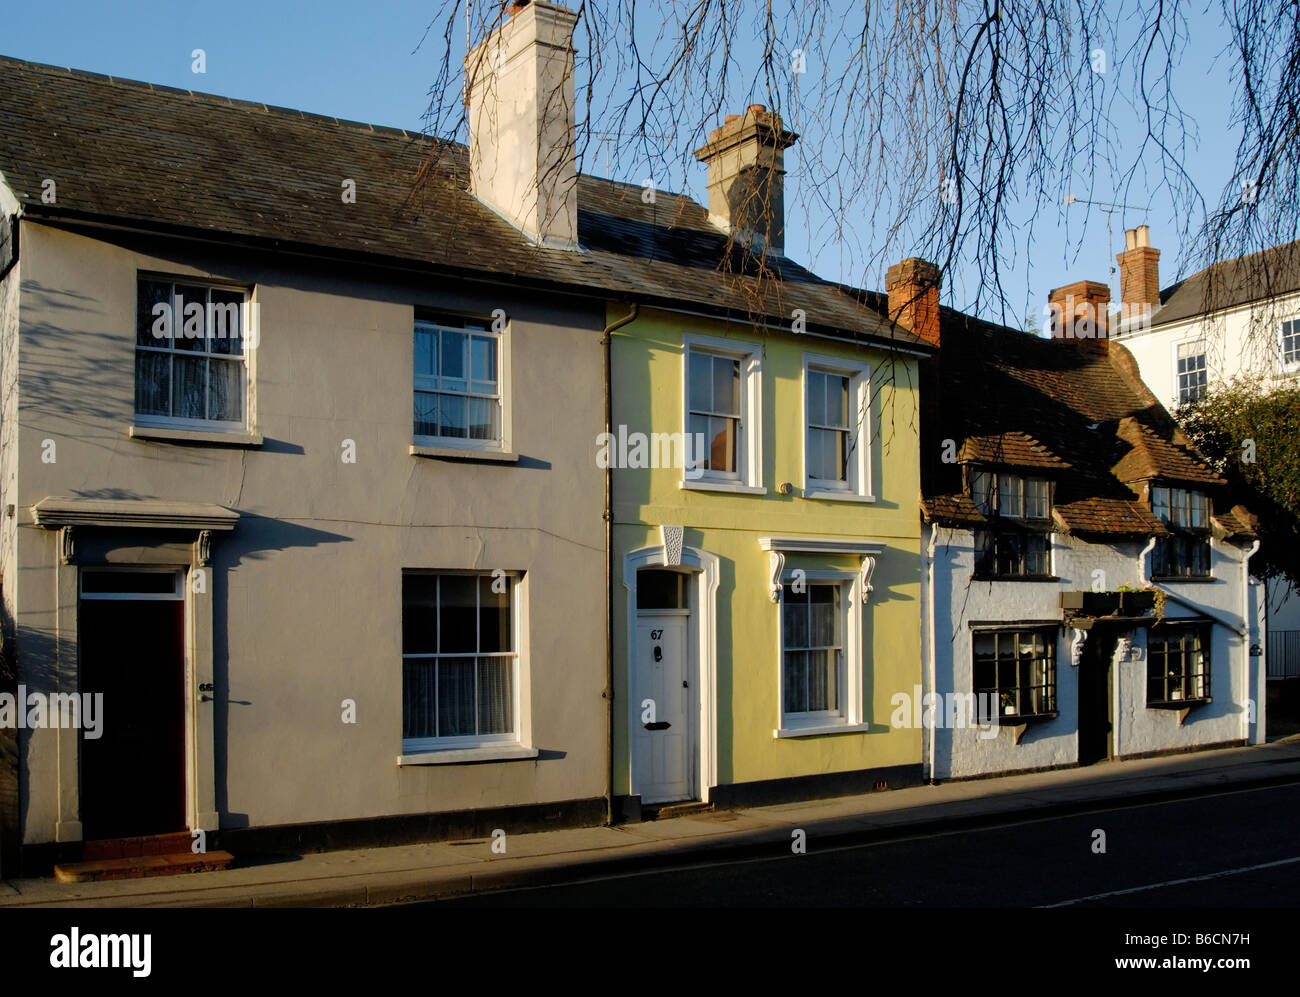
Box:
925 522 1257 780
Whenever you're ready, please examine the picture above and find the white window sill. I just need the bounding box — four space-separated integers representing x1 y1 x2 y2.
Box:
409 444 519 463
803 488 876 503
679 479 766 495
398 744 539 766
129 425 263 447
774 722 872 739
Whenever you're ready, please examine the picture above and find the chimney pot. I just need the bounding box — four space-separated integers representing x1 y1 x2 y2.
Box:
508 0 530 16
747 104 766 114
1115 227 1160 327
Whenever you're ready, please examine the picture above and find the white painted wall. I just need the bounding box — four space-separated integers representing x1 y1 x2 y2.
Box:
923 521 1260 780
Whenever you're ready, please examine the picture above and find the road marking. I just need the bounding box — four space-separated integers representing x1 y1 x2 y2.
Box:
1041 855 1300 907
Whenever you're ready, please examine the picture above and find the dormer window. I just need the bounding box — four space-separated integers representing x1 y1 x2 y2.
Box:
971 470 1053 578
1151 486 1211 578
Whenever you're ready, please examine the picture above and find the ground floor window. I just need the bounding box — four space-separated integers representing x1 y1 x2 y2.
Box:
1147 623 1210 705
781 582 845 723
402 572 517 751
973 627 1057 719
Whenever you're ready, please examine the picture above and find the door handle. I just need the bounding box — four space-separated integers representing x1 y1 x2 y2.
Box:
644 721 671 730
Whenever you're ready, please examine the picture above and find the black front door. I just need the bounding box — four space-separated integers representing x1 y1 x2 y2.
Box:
1077 628 1116 765
79 591 187 839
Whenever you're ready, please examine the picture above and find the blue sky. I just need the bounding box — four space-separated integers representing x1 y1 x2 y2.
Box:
1 1 1243 327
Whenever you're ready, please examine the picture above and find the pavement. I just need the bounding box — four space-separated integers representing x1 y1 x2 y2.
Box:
4 735 1300 908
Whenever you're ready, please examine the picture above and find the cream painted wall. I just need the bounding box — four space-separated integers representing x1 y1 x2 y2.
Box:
610 306 924 797
12 221 609 845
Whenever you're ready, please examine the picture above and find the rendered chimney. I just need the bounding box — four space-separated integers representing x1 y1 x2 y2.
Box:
1115 225 1161 327
1048 280 1110 340
885 258 942 347
693 105 799 255
465 0 579 249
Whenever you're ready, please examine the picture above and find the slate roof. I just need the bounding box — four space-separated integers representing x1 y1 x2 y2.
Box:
915 309 1254 540
0 54 926 352
1153 239 1300 326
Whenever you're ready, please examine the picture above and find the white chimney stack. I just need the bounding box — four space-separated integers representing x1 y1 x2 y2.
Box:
465 0 579 249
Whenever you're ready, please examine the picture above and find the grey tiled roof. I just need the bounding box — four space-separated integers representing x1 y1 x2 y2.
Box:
0 54 927 352
1152 239 1300 326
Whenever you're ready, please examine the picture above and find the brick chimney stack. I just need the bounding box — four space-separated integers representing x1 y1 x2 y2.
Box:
1116 225 1161 327
1048 280 1110 340
885 258 941 347
693 105 799 255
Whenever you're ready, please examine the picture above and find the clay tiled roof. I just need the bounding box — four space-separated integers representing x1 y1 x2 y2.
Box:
0 55 927 352
916 309 1251 539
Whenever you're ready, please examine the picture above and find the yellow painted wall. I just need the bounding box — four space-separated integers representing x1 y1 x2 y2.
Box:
611 305 923 795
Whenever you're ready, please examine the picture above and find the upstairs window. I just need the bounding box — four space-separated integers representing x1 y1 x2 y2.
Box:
971 470 1052 578
1282 319 1300 371
135 278 250 430
1176 341 1207 404
414 316 502 448
688 350 741 476
803 355 873 501
681 335 763 491
1151 485 1211 578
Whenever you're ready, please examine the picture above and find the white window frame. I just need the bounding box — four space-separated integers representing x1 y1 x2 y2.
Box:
133 276 253 434
680 333 764 494
400 570 523 754
412 315 509 453
1174 339 1208 404
1281 318 1300 374
801 353 873 502
775 570 867 736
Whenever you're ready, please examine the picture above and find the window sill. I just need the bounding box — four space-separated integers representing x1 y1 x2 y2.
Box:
803 488 876 503
409 444 519 463
774 721 872 739
129 425 263 447
971 575 1060 583
983 710 1058 726
397 744 539 765
1148 697 1211 710
679 479 766 495
1150 575 1215 583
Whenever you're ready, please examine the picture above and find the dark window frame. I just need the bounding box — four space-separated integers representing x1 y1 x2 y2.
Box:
969 469 1054 579
972 626 1059 722
1150 484 1212 579
1147 621 1211 706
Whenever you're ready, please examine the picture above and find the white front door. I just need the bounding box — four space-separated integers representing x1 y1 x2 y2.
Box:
633 613 693 804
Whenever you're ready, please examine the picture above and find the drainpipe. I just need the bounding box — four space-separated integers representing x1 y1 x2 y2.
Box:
602 302 638 825
1243 539 1261 743
925 524 939 783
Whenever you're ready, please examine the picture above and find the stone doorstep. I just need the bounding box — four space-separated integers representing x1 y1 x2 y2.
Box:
54 851 234 884
81 831 196 861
